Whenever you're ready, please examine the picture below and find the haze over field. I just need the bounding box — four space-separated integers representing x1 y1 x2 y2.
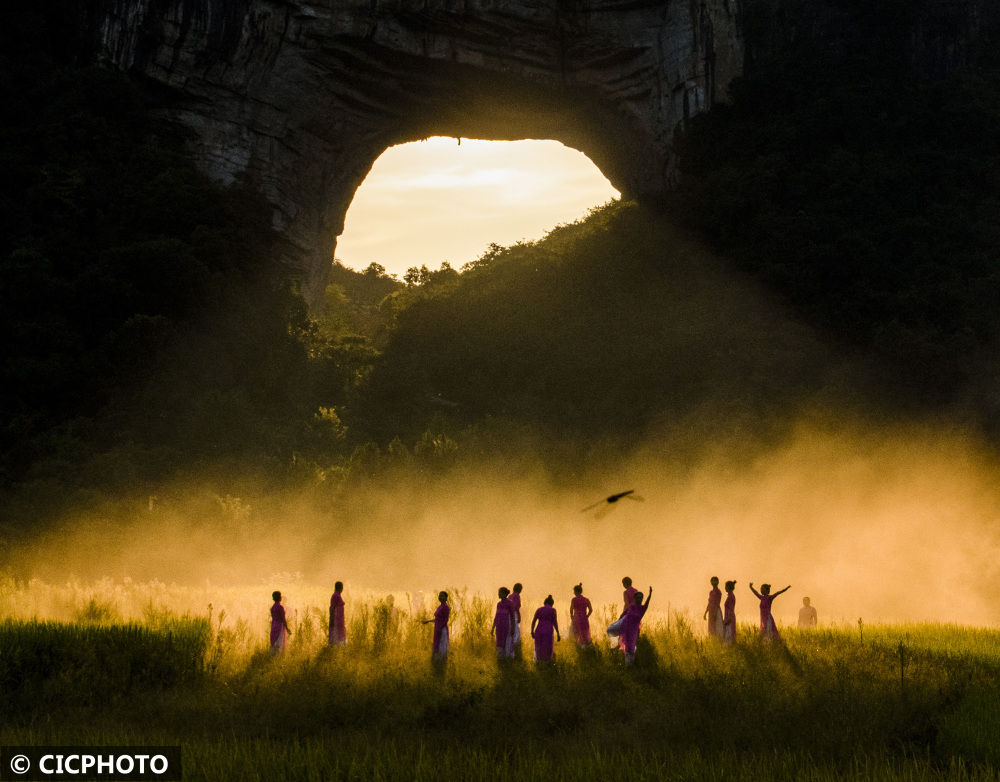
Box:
17 419 1000 628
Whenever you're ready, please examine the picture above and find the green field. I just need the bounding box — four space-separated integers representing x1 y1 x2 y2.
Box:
1 580 999 780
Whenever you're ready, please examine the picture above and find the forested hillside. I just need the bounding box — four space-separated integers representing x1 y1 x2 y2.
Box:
3 2 1000 533
671 0 1000 420
0 9 374 525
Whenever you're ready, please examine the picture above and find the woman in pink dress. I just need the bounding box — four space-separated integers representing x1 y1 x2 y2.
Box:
621 586 652 664
490 587 515 659
531 595 561 662
619 576 638 649
722 580 737 644
328 581 347 646
749 582 790 640
570 583 593 645
510 583 523 648
422 590 450 660
270 590 291 655
704 576 724 638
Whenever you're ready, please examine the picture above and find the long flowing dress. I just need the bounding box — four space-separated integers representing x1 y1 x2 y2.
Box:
509 592 522 645
494 598 515 658
270 601 287 654
723 591 736 644
619 586 639 649
621 602 648 660
532 605 558 661
432 602 450 658
570 594 592 645
758 593 780 640
706 587 724 638
329 591 347 646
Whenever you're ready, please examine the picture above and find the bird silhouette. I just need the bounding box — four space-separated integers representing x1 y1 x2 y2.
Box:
580 490 645 519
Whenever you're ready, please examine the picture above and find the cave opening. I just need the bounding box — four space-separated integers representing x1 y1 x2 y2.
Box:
334 136 621 279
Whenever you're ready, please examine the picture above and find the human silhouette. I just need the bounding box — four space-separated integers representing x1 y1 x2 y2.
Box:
570 583 593 645
510 582 523 648
531 595 561 662
619 576 638 650
270 590 291 655
329 581 347 646
620 587 652 665
749 582 790 640
722 580 737 644
422 590 450 660
704 576 724 638
798 596 817 628
491 587 516 659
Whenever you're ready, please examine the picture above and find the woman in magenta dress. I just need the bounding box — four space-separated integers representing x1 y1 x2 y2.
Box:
722 580 737 644
422 590 450 660
749 581 790 640
619 576 638 649
328 581 347 646
531 595 561 662
570 583 593 645
270 590 291 655
703 576 724 638
490 587 515 659
621 586 652 664
510 582 523 648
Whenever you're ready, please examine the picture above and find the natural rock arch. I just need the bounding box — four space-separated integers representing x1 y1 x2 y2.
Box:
95 0 745 303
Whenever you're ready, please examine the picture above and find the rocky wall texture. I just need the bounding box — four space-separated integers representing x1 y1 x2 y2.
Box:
92 0 744 301
88 0 997 301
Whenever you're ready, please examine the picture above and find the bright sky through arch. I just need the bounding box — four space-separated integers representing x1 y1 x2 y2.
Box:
335 137 621 278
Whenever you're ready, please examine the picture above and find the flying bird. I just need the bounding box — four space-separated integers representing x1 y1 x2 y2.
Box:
580 490 645 519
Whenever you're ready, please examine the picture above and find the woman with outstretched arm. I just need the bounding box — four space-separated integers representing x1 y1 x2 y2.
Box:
621 586 652 665
749 582 790 640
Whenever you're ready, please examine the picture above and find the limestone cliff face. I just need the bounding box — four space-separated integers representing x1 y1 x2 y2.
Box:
93 0 744 301
89 0 997 302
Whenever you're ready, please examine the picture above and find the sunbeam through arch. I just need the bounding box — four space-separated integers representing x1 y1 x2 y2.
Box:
336 137 621 277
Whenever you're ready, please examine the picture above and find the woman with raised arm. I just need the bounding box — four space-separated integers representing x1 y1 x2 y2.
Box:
490 587 516 660
570 583 593 645
531 595 561 662
704 576 724 638
749 582 790 640
621 586 653 665
722 580 737 644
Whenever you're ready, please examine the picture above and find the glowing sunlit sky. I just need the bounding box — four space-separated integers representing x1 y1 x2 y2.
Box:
335 137 620 278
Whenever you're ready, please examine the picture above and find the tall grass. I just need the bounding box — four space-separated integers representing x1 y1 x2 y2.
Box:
0 577 998 779
0 618 208 706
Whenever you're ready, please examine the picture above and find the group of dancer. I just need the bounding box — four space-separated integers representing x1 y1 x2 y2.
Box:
268 575 815 662
487 581 652 665
702 577 817 643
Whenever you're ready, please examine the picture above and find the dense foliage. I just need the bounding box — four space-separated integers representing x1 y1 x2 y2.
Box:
672 0 1000 418
4 1 1000 529
354 204 835 460
0 10 375 524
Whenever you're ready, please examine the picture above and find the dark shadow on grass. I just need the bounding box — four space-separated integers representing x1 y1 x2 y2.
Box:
733 634 803 679
630 636 662 673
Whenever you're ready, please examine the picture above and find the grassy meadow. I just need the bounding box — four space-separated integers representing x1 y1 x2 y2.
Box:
1 578 999 780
